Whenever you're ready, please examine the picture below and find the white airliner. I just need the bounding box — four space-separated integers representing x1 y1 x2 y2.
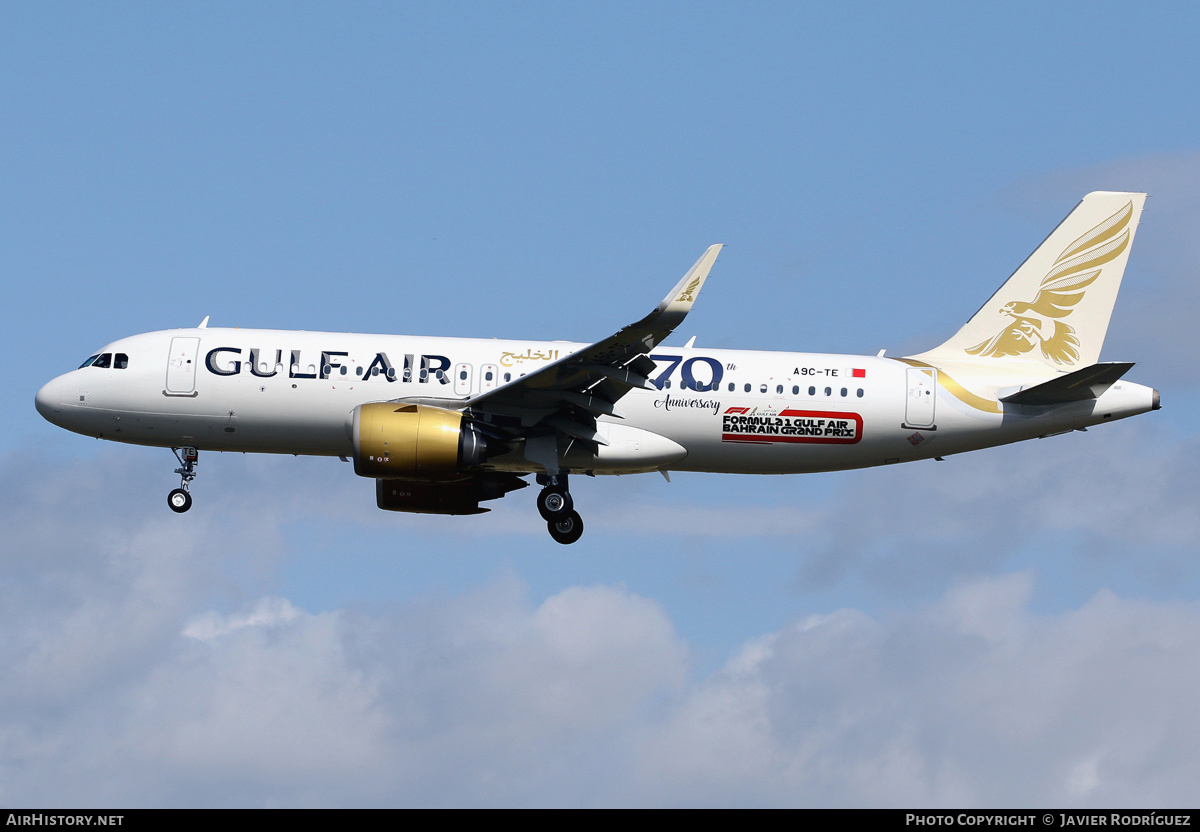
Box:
36 192 1159 543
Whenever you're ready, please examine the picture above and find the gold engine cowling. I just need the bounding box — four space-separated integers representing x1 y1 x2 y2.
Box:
351 403 488 480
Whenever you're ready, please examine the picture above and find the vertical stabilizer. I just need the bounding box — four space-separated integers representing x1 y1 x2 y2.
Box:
911 191 1146 372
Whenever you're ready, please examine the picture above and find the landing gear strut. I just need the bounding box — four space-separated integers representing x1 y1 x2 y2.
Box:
537 474 583 544
168 447 198 513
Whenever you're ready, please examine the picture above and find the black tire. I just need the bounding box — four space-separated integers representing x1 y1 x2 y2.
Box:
547 510 584 545
167 488 192 513
537 486 573 521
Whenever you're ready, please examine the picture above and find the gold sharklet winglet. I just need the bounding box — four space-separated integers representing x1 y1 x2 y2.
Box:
897 358 1002 414
658 244 722 317
1054 201 1133 265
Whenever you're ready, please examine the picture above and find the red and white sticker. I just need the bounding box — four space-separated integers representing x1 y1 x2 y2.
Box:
721 408 863 445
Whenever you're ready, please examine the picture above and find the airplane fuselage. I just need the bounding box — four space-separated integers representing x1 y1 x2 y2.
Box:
35 326 1158 477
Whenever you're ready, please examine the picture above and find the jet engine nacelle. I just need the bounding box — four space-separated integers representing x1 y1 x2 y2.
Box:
351 402 490 480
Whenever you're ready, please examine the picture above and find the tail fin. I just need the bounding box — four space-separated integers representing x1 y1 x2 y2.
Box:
911 191 1146 372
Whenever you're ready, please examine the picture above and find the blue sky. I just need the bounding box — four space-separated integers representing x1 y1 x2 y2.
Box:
4 2 1200 807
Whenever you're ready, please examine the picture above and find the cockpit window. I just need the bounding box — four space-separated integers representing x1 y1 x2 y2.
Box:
114 353 129 369
92 353 112 369
78 354 99 369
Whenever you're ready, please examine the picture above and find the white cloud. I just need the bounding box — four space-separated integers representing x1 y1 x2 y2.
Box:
790 422 1200 593
5 511 1200 808
72 582 686 807
631 572 1200 807
182 597 302 641
0 451 689 805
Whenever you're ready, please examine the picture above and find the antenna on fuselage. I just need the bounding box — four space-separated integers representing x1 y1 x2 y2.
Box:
198 316 210 328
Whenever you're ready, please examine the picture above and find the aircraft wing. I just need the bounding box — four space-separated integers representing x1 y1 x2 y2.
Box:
460 244 722 443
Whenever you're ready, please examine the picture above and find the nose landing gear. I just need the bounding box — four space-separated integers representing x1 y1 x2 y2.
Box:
537 474 583 544
167 447 198 514
167 488 192 513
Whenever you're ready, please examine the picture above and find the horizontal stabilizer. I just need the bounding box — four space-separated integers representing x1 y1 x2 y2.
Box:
999 362 1134 406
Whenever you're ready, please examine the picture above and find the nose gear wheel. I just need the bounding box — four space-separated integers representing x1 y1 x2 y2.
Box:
167 488 192 513
167 447 198 513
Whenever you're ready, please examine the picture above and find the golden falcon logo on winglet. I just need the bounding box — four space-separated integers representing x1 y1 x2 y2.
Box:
675 275 703 304
965 201 1133 365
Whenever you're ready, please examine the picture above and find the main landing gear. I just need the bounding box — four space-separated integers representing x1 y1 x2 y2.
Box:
167 447 198 513
537 473 584 545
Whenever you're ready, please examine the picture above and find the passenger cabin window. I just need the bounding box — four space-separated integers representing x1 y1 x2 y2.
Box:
728 382 735 392
114 353 129 369
744 383 751 393
92 353 112 369
840 387 847 397
776 385 783 394
759 384 767 393
792 385 799 395
809 386 816 395
824 386 832 396
857 388 864 398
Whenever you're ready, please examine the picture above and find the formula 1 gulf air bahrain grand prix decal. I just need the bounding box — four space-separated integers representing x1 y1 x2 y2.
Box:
721 406 863 445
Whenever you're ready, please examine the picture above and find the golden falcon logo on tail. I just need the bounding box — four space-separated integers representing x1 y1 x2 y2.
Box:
965 201 1133 365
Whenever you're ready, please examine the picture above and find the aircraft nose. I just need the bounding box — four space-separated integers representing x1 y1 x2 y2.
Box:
35 376 65 421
